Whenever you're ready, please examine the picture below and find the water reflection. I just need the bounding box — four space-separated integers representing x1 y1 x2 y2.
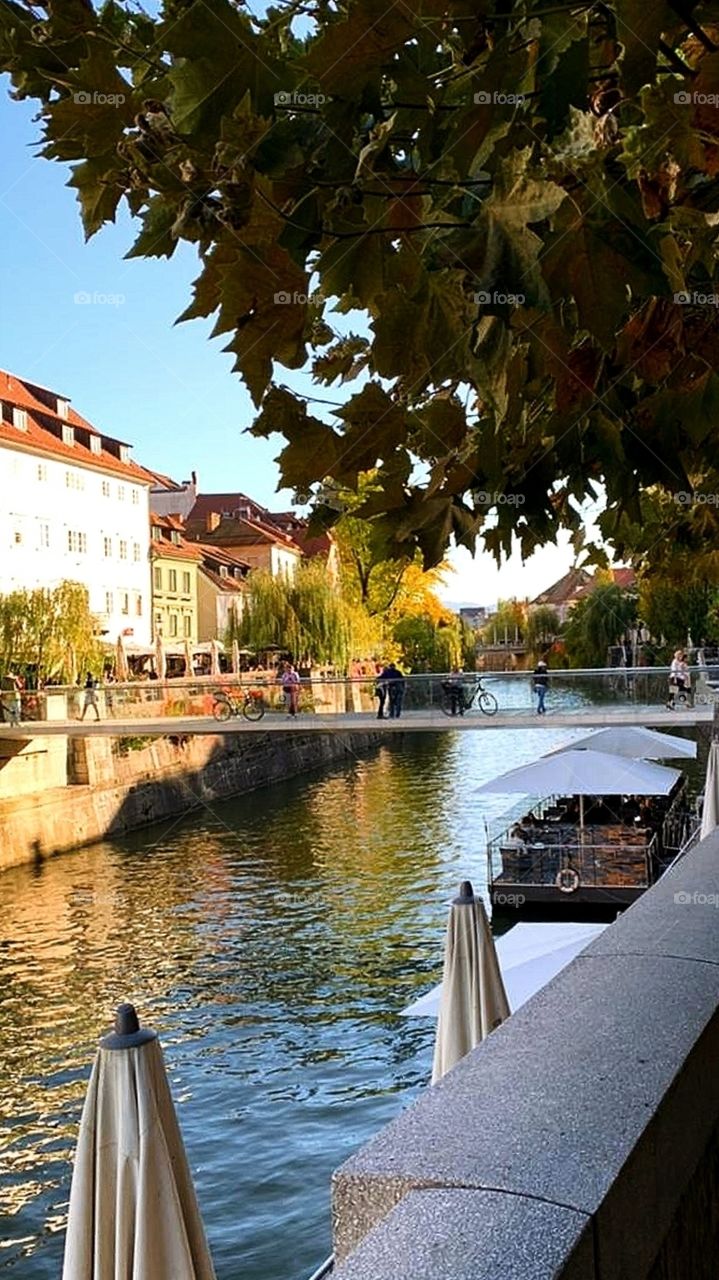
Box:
0 723 702 1278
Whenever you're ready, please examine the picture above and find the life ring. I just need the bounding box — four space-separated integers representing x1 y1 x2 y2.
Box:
555 866 580 894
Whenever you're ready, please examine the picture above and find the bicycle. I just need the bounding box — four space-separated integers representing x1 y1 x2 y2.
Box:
440 676 498 717
212 688 266 722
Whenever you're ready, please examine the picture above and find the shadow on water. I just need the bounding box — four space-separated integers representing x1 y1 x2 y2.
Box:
0 722 707 1279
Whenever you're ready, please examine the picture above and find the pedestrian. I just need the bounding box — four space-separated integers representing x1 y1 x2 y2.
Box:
279 661 300 717
667 649 690 709
385 662 406 719
374 665 389 719
79 671 100 721
533 659 549 715
1 669 22 725
442 667 466 716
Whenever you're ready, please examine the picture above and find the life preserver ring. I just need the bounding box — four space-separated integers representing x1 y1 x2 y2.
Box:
556 866 580 894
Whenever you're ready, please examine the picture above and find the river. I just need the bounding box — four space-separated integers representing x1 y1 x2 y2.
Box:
0 719 704 1278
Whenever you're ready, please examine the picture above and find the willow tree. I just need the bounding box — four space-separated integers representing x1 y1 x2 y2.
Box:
4 2 719 569
239 562 349 667
0 581 102 683
563 583 638 668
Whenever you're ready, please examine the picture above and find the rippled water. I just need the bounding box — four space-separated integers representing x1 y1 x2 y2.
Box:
0 713 703 1279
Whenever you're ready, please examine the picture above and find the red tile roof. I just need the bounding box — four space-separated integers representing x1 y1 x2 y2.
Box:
199 566 246 593
188 492 303 551
611 567 637 590
0 370 151 483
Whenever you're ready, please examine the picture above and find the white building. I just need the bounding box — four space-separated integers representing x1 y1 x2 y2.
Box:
0 371 152 645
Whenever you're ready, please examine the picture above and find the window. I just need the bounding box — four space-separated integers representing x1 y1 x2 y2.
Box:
219 564 228 577
102 480 110 498
151 525 162 542
90 435 101 455
119 445 130 463
57 397 69 420
182 572 191 594
135 593 143 616
183 614 192 637
65 470 84 491
105 590 113 614
121 592 129 615
13 407 27 431
62 423 74 446
154 566 162 590
79 532 87 553
103 536 112 557
133 542 141 562
38 523 50 549
119 540 127 560
67 530 87 554
169 613 178 637
168 569 177 592
117 485 125 501
131 488 140 505
37 463 47 481
13 530 22 545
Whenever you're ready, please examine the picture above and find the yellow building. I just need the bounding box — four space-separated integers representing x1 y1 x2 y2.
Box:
150 515 200 643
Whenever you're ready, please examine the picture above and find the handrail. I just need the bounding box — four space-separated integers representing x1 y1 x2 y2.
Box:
306 1255 333 1280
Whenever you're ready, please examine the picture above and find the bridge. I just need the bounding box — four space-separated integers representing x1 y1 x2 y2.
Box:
0 705 713 740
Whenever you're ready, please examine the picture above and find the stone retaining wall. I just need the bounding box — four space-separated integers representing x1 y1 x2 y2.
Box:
332 831 719 1279
0 730 382 872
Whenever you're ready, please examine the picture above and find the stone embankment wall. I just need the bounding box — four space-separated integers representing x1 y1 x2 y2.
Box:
0 730 381 872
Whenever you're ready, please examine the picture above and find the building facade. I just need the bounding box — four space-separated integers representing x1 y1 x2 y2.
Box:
196 545 248 643
150 515 200 643
0 371 152 645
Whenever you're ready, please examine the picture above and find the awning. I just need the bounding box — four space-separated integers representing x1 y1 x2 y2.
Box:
554 726 696 760
475 748 680 798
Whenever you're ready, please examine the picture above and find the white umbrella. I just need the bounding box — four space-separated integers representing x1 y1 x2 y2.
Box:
554 726 696 760
155 632 167 681
209 640 222 677
115 635 129 683
700 741 719 839
403 921 608 1019
184 638 195 679
62 1004 217 1280
231 639 240 675
431 881 509 1084
476 748 680 832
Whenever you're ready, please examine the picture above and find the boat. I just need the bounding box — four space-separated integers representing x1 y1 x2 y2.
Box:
479 732 699 914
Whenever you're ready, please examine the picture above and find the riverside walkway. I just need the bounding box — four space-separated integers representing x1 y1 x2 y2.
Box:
0 704 713 740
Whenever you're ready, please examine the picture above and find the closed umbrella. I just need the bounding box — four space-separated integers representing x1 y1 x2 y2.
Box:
184 638 195 679
115 635 129 683
209 640 221 677
432 881 509 1084
62 1004 217 1280
155 632 166 681
556 726 696 760
700 741 719 839
231 639 240 675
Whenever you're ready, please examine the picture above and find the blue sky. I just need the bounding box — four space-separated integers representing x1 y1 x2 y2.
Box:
0 78 578 605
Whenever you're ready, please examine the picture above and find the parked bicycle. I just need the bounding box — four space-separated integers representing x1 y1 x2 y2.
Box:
212 688 266 722
440 675 498 717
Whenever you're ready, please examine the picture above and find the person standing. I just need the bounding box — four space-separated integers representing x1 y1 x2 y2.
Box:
79 671 100 721
443 667 465 716
533 659 549 715
374 666 388 719
280 661 300 717
386 662 406 719
1 670 22 725
667 650 690 708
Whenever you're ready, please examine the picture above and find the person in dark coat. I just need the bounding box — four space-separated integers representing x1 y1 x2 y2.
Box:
533 659 549 715
384 663 406 719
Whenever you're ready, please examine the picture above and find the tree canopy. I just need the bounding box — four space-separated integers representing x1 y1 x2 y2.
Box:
4 1 719 566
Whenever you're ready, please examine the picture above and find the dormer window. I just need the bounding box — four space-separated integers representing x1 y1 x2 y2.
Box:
119 444 129 463
151 525 162 542
219 565 228 577
62 423 74 446
170 530 180 544
12 407 27 431
56 398 69 419
90 434 101 454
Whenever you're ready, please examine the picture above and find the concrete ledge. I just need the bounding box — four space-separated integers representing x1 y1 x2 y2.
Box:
332 829 719 1277
332 1189 594 1280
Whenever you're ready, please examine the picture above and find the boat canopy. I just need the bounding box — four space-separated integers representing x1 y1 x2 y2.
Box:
475 748 681 798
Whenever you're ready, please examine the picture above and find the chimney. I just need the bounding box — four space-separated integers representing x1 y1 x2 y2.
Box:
191 470 197 487
206 511 221 533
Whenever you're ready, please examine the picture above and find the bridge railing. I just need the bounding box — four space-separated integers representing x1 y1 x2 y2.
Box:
12 662 718 725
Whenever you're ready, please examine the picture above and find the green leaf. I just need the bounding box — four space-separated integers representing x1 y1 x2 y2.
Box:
125 197 179 258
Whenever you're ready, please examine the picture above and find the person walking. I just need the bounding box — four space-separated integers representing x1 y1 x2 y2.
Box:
280 661 301 717
1 670 22 725
79 671 100 721
443 667 466 716
385 662 406 719
374 666 389 719
533 659 549 715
